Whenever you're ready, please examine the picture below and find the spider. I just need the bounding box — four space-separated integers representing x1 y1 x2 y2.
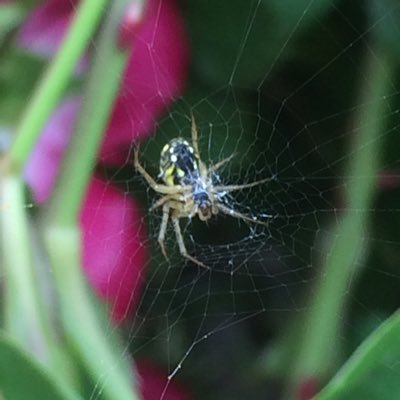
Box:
134 114 271 268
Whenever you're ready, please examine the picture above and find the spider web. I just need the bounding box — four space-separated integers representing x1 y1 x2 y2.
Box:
5 0 400 399
96 1 400 399
89 1 400 398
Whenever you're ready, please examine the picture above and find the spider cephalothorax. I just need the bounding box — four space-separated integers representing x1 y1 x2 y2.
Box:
134 114 271 268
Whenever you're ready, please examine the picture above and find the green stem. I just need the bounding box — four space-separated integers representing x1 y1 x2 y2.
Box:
42 1 145 399
0 0 108 386
286 45 393 398
1 176 49 355
48 0 144 226
0 175 75 387
44 227 137 400
8 0 107 174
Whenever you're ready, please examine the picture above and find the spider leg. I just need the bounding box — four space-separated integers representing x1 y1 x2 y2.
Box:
191 113 201 160
134 147 188 194
208 153 236 173
216 203 270 227
213 177 272 193
158 204 170 260
191 113 210 178
150 195 184 211
171 214 209 269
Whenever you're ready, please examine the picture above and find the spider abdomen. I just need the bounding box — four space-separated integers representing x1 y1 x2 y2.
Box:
159 137 199 186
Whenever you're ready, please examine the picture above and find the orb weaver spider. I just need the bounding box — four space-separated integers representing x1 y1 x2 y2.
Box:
134 114 271 268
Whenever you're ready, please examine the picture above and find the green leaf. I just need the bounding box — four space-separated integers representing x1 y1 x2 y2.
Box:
0 333 82 400
316 312 400 400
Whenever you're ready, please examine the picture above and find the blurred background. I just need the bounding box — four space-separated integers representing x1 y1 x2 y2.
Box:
1 1 400 400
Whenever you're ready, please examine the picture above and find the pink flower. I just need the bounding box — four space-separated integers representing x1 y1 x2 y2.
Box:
18 0 76 59
137 360 192 400
19 0 189 164
80 177 147 323
378 169 400 189
101 0 188 165
296 377 320 400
